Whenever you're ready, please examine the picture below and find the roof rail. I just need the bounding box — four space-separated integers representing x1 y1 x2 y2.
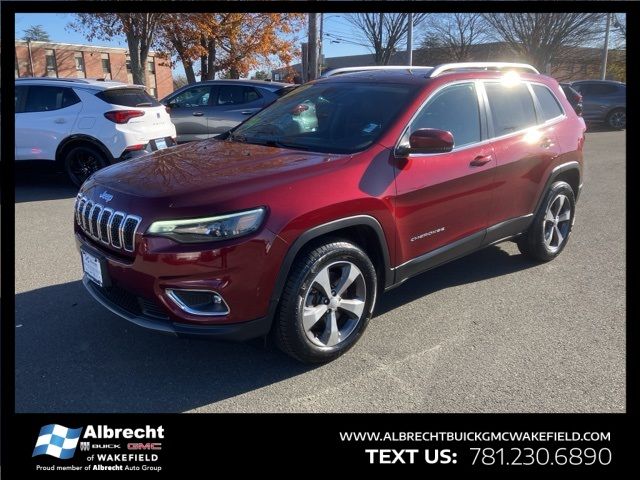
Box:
16 77 92 83
429 62 539 77
321 66 434 78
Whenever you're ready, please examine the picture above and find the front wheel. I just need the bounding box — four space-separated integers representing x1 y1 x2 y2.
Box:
64 145 109 187
274 240 378 363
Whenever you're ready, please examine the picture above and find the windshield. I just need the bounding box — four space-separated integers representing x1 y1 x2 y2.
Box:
230 81 419 154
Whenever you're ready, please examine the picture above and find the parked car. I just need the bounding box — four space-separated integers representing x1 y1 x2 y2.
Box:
161 79 296 142
567 80 625 129
74 62 586 363
560 82 583 116
15 78 177 186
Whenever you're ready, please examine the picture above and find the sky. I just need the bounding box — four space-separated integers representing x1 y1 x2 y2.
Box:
14 13 375 79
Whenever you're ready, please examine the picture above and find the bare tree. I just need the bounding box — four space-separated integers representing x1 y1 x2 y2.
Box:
482 13 603 73
345 13 428 65
422 14 488 61
69 13 164 85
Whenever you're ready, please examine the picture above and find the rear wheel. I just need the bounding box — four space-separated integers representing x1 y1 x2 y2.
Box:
606 108 626 130
274 240 377 363
517 181 576 262
64 145 109 187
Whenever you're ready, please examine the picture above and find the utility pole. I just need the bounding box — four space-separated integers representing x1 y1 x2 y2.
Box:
407 13 413 66
308 13 319 81
378 13 384 65
601 12 611 80
319 13 324 77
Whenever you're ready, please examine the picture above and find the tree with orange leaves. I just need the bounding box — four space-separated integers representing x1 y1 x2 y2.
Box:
159 13 305 81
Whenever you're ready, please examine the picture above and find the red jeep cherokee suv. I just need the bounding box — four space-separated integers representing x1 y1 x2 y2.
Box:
75 63 586 363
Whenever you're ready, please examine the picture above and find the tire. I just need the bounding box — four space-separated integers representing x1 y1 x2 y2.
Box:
517 181 576 262
274 239 378 363
606 108 626 130
64 144 109 187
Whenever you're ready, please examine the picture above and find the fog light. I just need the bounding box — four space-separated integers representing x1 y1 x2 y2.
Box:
166 289 230 316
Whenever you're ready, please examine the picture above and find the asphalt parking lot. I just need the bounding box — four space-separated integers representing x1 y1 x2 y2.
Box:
15 127 625 413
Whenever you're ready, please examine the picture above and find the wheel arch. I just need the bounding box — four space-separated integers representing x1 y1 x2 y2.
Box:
534 161 582 214
266 215 393 323
55 134 115 168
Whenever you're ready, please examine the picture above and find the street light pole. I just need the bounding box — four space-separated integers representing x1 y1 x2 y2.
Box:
407 13 413 66
601 12 611 80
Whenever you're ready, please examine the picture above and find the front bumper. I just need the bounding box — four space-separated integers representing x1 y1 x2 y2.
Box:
75 224 288 340
83 276 271 340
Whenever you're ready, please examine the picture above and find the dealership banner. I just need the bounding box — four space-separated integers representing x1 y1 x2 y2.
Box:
2 414 632 474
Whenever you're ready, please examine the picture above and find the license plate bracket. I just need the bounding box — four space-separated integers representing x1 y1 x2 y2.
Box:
81 248 111 287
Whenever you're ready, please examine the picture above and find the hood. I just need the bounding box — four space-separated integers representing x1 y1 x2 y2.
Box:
85 138 347 202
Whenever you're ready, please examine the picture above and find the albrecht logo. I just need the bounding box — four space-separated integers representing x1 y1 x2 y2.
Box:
32 425 83 459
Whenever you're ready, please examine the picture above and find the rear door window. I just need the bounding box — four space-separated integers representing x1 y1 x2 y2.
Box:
24 86 81 112
532 84 564 122
484 82 537 137
216 86 262 106
96 88 161 107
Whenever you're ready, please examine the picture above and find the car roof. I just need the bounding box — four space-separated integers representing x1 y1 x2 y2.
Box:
570 79 626 86
15 77 145 91
312 68 549 86
193 79 294 91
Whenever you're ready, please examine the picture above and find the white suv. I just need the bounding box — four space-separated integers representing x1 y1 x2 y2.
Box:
15 78 177 186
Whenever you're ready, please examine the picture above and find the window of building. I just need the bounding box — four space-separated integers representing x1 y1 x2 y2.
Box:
45 49 57 77
484 82 537 137
15 50 20 78
101 53 112 79
410 83 481 148
126 55 132 73
149 88 157 98
532 84 564 122
273 73 281 81
146 58 155 73
74 52 86 78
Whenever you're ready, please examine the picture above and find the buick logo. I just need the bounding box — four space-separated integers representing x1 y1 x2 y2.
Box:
99 191 114 202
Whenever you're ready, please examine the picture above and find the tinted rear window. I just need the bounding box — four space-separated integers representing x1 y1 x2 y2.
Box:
96 88 161 107
485 82 537 136
532 84 564 121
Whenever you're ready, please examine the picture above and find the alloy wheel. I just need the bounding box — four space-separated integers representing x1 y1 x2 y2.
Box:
543 194 572 253
609 111 626 129
69 150 101 185
302 261 367 348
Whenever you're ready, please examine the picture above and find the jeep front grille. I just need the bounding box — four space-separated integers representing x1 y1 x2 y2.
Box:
75 195 141 252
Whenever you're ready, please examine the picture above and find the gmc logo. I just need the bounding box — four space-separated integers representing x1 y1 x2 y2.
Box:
127 443 162 450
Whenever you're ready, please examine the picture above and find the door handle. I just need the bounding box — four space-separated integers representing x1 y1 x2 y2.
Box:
540 137 554 149
54 118 66 124
470 155 492 167
192 112 204 117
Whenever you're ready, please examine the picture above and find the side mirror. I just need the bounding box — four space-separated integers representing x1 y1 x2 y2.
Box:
408 128 454 154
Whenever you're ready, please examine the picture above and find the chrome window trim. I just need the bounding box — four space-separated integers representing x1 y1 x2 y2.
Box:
165 289 231 317
396 78 568 158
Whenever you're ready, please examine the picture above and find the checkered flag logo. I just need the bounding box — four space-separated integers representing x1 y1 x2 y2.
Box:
32 424 83 459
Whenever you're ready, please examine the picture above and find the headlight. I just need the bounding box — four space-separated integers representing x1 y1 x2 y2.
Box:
147 208 266 243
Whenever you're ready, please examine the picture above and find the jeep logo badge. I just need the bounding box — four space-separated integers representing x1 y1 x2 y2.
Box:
99 191 114 202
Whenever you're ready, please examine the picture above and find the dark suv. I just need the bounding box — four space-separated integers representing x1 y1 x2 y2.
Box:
75 62 586 363
568 80 625 129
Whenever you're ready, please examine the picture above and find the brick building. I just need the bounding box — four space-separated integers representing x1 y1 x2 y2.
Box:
15 40 174 99
273 42 625 83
